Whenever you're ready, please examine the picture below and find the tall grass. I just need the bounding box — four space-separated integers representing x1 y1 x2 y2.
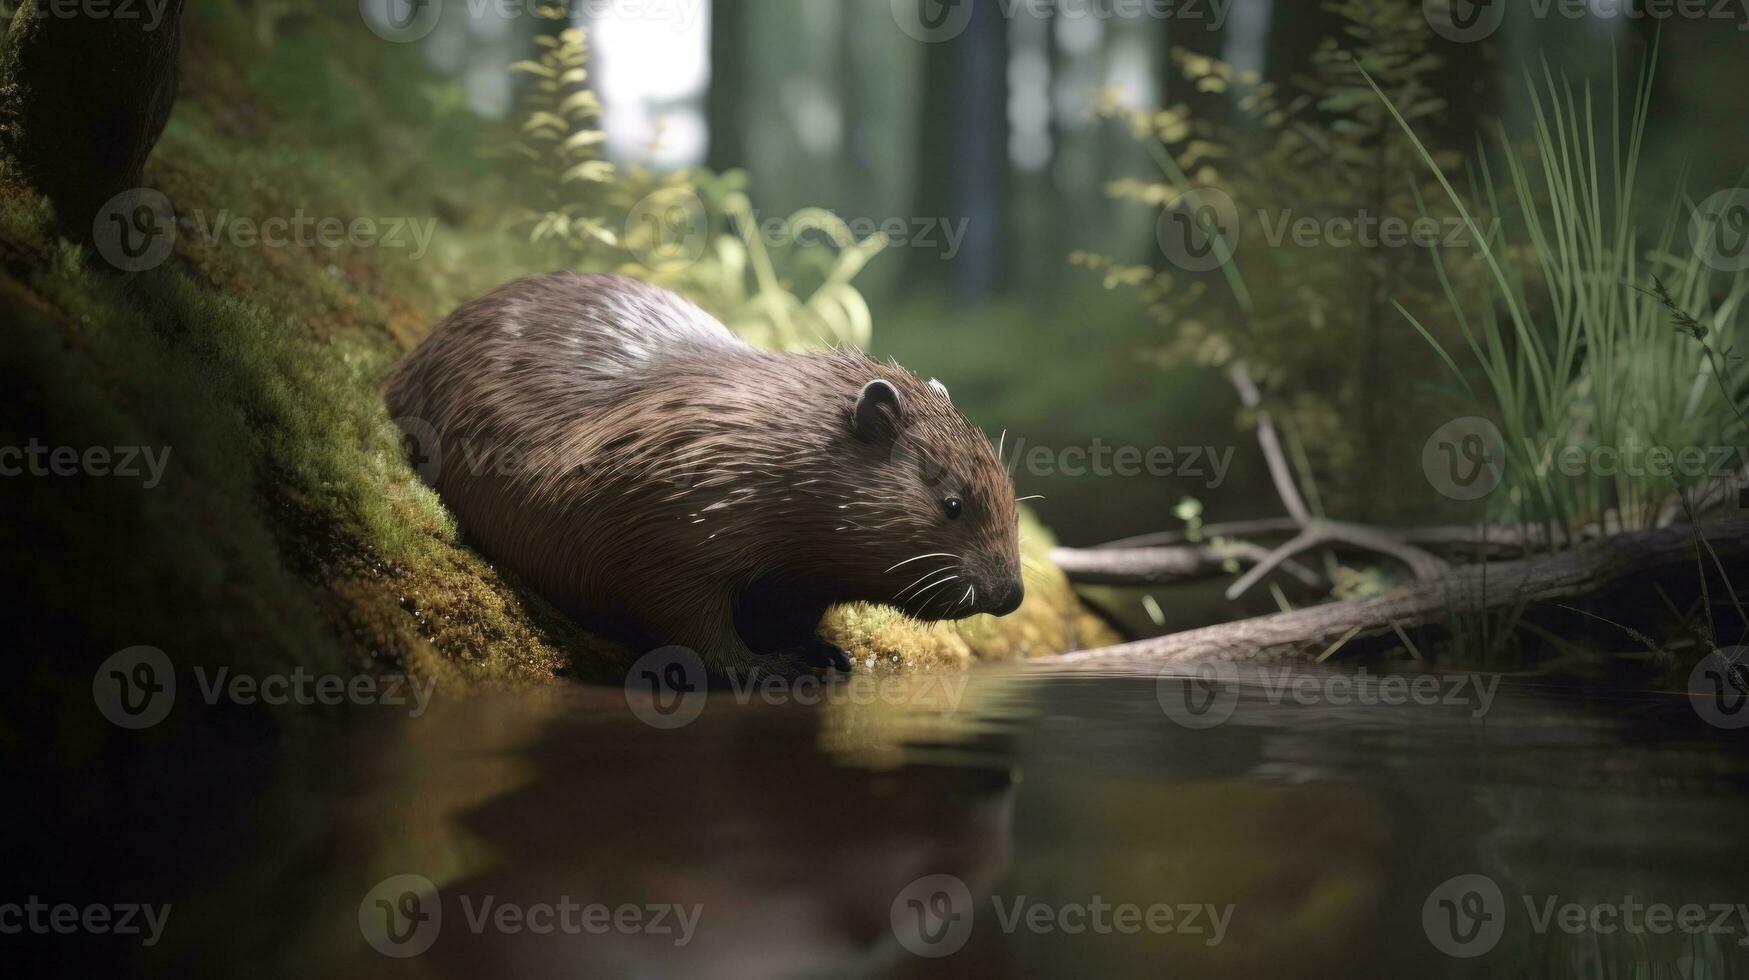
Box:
1368 45 1749 542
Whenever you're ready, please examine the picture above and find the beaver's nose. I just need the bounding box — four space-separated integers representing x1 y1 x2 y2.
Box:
987 578 1024 616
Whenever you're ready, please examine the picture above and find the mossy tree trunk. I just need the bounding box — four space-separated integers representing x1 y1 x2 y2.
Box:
0 0 185 240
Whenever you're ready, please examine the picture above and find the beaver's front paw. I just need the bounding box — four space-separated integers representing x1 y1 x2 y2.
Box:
759 638 852 678
799 638 853 673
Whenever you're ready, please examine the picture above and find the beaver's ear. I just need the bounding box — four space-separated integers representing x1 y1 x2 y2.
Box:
929 378 951 403
854 378 902 442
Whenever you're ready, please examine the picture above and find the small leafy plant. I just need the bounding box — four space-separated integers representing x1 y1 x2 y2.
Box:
505 14 619 260
503 13 884 352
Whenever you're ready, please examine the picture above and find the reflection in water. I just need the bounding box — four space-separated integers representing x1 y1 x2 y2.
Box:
14 665 1749 977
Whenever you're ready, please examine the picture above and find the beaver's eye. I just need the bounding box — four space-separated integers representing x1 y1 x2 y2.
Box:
942 495 963 520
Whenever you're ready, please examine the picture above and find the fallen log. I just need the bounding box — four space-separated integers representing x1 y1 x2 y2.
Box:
1032 516 1749 669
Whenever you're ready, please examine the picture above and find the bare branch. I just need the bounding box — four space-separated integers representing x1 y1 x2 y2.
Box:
1050 541 1321 588
1228 362 1311 524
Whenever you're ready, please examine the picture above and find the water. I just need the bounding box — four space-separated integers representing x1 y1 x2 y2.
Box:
14 663 1749 978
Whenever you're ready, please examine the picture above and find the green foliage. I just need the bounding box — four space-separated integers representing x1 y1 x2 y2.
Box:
0 0 1100 713
505 13 620 257
626 181 887 351
247 31 370 138
1075 1 1486 521
1370 48 1749 536
504 21 884 352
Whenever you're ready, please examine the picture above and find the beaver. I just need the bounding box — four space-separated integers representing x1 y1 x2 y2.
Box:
384 272 1023 677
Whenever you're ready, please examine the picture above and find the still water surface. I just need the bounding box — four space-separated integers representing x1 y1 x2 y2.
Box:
21 662 1749 978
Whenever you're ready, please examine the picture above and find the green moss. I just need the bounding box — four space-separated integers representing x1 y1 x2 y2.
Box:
0 4 1107 706
823 509 1117 672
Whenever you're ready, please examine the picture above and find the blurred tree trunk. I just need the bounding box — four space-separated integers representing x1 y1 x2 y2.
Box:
837 9 870 194
910 0 1008 302
706 0 748 172
0 0 185 240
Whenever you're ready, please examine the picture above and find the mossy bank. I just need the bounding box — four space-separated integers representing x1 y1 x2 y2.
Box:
0 3 1112 733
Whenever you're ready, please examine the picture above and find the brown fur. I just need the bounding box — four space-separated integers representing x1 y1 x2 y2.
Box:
384 273 1022 675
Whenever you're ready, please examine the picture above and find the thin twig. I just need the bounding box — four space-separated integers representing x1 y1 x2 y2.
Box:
1222 362 1446 597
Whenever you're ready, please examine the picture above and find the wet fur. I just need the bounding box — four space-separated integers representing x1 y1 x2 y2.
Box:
384 273 1021 676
